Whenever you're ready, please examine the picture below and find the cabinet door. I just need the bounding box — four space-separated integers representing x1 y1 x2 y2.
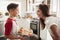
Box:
57 0 60 17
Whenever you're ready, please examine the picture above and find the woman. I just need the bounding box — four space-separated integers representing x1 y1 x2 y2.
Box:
37 4 60 40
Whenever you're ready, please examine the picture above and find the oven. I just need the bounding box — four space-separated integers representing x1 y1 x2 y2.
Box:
30 18 40 40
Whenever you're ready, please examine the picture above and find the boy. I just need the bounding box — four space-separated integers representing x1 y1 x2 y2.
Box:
5 3 24 40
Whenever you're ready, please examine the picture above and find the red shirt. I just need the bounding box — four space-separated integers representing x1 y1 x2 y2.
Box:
5 18 13 36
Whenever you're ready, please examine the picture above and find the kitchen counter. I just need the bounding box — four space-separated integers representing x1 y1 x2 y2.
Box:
7 34 38 40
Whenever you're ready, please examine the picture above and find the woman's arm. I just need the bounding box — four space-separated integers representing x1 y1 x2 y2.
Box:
50 25 60 40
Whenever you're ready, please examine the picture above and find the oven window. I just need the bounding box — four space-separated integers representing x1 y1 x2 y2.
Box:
30 24 37 34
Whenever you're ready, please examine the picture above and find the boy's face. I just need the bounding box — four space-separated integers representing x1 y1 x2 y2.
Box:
10 7 19 17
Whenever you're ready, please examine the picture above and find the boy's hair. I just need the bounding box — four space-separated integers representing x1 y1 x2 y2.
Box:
7 3 18 11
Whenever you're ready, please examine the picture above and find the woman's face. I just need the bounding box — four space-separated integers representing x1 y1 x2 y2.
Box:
11 7 19 17
37 8 43 18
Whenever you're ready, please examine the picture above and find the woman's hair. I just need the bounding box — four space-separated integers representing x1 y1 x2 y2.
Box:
39 4 50 29
7 3 18 11
39 4 50 17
